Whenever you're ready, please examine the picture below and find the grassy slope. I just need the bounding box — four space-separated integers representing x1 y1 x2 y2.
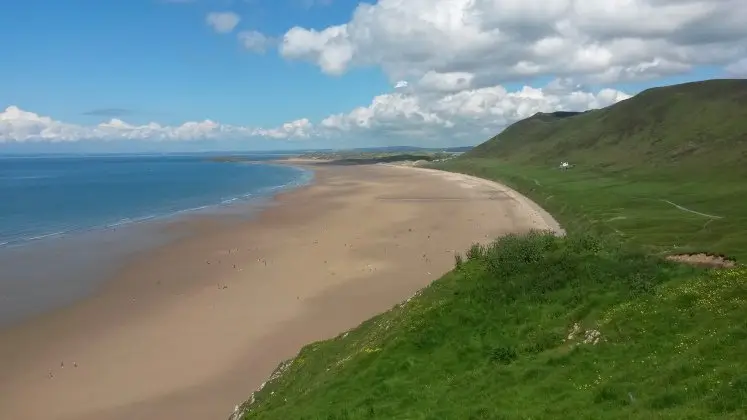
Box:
235 80 747 419
468 79 747 173
439 80 747 261
436 159 747 262
240 233 747 419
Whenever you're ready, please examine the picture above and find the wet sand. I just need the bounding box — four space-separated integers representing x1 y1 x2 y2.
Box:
0 163 559 420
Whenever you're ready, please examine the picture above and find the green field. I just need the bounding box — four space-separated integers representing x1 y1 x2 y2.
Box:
434 159 747 262
233 80 747 419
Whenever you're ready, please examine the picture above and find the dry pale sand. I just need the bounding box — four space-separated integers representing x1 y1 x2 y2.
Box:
0 163 560 420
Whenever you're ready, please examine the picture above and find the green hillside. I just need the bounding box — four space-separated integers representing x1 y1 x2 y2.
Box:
236 233 747 420
441 79 747 261
230 80 747 420
467 79 747 175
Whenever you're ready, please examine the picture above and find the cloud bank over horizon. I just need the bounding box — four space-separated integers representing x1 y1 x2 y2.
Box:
1 82 630 145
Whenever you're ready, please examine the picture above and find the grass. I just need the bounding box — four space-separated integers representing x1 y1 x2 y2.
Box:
238 232 747 419
432 158 747 262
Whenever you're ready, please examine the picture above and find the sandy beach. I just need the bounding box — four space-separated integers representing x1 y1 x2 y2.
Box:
0 162 559 420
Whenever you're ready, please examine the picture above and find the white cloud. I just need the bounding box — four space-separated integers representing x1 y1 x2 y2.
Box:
281 25 353 75
238 30 273 53
0 106 311 143
206 12 240 34
417 71 475 93
279 0 747 85
1 81 632 146
318 82 631 145
253 118 314 139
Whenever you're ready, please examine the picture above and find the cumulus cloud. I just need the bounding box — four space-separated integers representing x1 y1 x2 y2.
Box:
0 106 311 143
253 118 314 139
279 0 747 86
206 12 240 34
281 25 353 75
417 71 475 93
319 82 631 143
1 81 631 145
238 30 274 53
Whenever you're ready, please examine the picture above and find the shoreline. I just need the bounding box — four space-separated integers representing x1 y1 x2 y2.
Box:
0 163 313 327
0 162 313 251
0 163 558 420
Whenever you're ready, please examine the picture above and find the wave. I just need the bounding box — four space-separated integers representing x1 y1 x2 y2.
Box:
0 175 55 181
257 168 315 195
24 231 67 242
0 167 314 249
106 215 157 228
106 219 132 228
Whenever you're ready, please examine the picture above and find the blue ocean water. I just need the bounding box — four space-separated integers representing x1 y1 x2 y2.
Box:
0 154 312 248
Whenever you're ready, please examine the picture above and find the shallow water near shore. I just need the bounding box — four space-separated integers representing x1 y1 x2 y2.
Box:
0 154 310 247
0 154 312 326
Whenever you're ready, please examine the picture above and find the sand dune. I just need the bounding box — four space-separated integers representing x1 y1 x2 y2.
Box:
0 163 558 420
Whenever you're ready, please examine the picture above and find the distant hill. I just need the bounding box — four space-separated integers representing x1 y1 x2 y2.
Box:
465 79 747 173
336 145 473 153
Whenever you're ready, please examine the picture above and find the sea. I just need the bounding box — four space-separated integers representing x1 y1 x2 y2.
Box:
0 154 313 325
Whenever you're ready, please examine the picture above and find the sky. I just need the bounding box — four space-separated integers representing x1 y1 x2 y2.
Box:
1 0 746 153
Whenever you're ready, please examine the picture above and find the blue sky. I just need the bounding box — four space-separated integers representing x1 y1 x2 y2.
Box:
1 0 381 127
1 0 745 152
